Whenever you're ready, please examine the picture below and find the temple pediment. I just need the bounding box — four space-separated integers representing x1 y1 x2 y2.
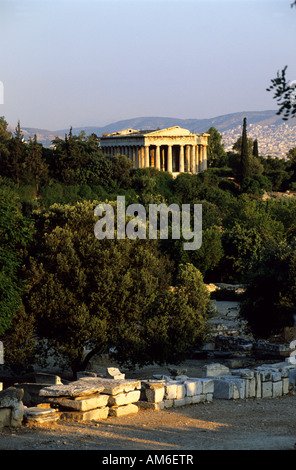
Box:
145 126 192 137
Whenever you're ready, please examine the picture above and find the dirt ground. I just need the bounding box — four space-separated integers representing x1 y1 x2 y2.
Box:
1 359 296 452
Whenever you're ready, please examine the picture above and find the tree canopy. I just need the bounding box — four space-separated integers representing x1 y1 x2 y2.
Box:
0 117 296 371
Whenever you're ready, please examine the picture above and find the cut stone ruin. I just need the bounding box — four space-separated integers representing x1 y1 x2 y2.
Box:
286 339 296 364
1 356 296 430
0 342 26 429
202 361 296 399
139 377 214 410
0 387 24 429
19 371 141 424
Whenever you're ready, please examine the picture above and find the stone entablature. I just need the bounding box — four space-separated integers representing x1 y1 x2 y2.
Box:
100 126 209 175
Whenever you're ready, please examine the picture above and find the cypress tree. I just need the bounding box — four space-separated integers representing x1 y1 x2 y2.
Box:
252 139 259 158
240 117 250 180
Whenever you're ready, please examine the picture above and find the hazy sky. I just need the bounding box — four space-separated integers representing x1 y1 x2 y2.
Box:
0 0 295 130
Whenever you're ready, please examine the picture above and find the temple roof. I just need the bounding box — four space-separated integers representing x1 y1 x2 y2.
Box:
102 126 195 138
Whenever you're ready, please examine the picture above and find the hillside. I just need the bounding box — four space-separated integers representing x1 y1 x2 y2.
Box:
8 110 296 157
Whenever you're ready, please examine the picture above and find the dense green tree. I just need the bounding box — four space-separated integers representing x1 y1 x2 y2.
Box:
0 117 12 176
206 127 227 167
240 241 296 337
111 154 133 189
219 224 264 282
76 152 114 187
24 135 49 194
23 201 210 374
287 147 296 163
51 128 89 184
7 121 26 187
0 188 34 337
141 263 210 365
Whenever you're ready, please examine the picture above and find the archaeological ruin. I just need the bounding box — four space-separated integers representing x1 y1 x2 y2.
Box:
99 126 209 175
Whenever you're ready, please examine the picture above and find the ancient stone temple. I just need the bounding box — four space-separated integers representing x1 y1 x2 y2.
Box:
100 126 209 175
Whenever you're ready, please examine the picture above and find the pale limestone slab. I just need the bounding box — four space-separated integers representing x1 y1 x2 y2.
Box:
255 371 262 398
202 363 230 377
39 380 105 398
202 379 214 394
184 396 193 405
108 404 138 417
184 380 203 397
47 393 109 411
108 390 140 407
175 384 185 400
261 381 272 398
145 387 164 403
282 377 290 394
106 367 125 380
138 401 164 411
164 383 177 400
60 406 109 421
24 407 59 423
163 399 174 408
213 379 239 399
272 381 283 397
271 372 281 382
192 394 206 403
79 377 141 396
173 398 186 407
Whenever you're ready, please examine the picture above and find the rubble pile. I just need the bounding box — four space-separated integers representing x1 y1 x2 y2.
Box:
34 373 142 422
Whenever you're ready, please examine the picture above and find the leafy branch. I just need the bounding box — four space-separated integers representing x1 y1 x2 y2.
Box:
266 66 296 121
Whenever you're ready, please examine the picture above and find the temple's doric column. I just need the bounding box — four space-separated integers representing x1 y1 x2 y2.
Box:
144 145 150 167
197 145 201 172
179 145 184 173
161 147 165 170
134 146 142 168
203 145 208 171
185 145 190 172
190 145 196 173
167 145 173 173
155 145 161 170
131 147 135 166
195 145 199 174
136 146 139 168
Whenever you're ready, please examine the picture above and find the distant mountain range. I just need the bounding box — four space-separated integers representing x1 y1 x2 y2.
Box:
8 110 296 156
